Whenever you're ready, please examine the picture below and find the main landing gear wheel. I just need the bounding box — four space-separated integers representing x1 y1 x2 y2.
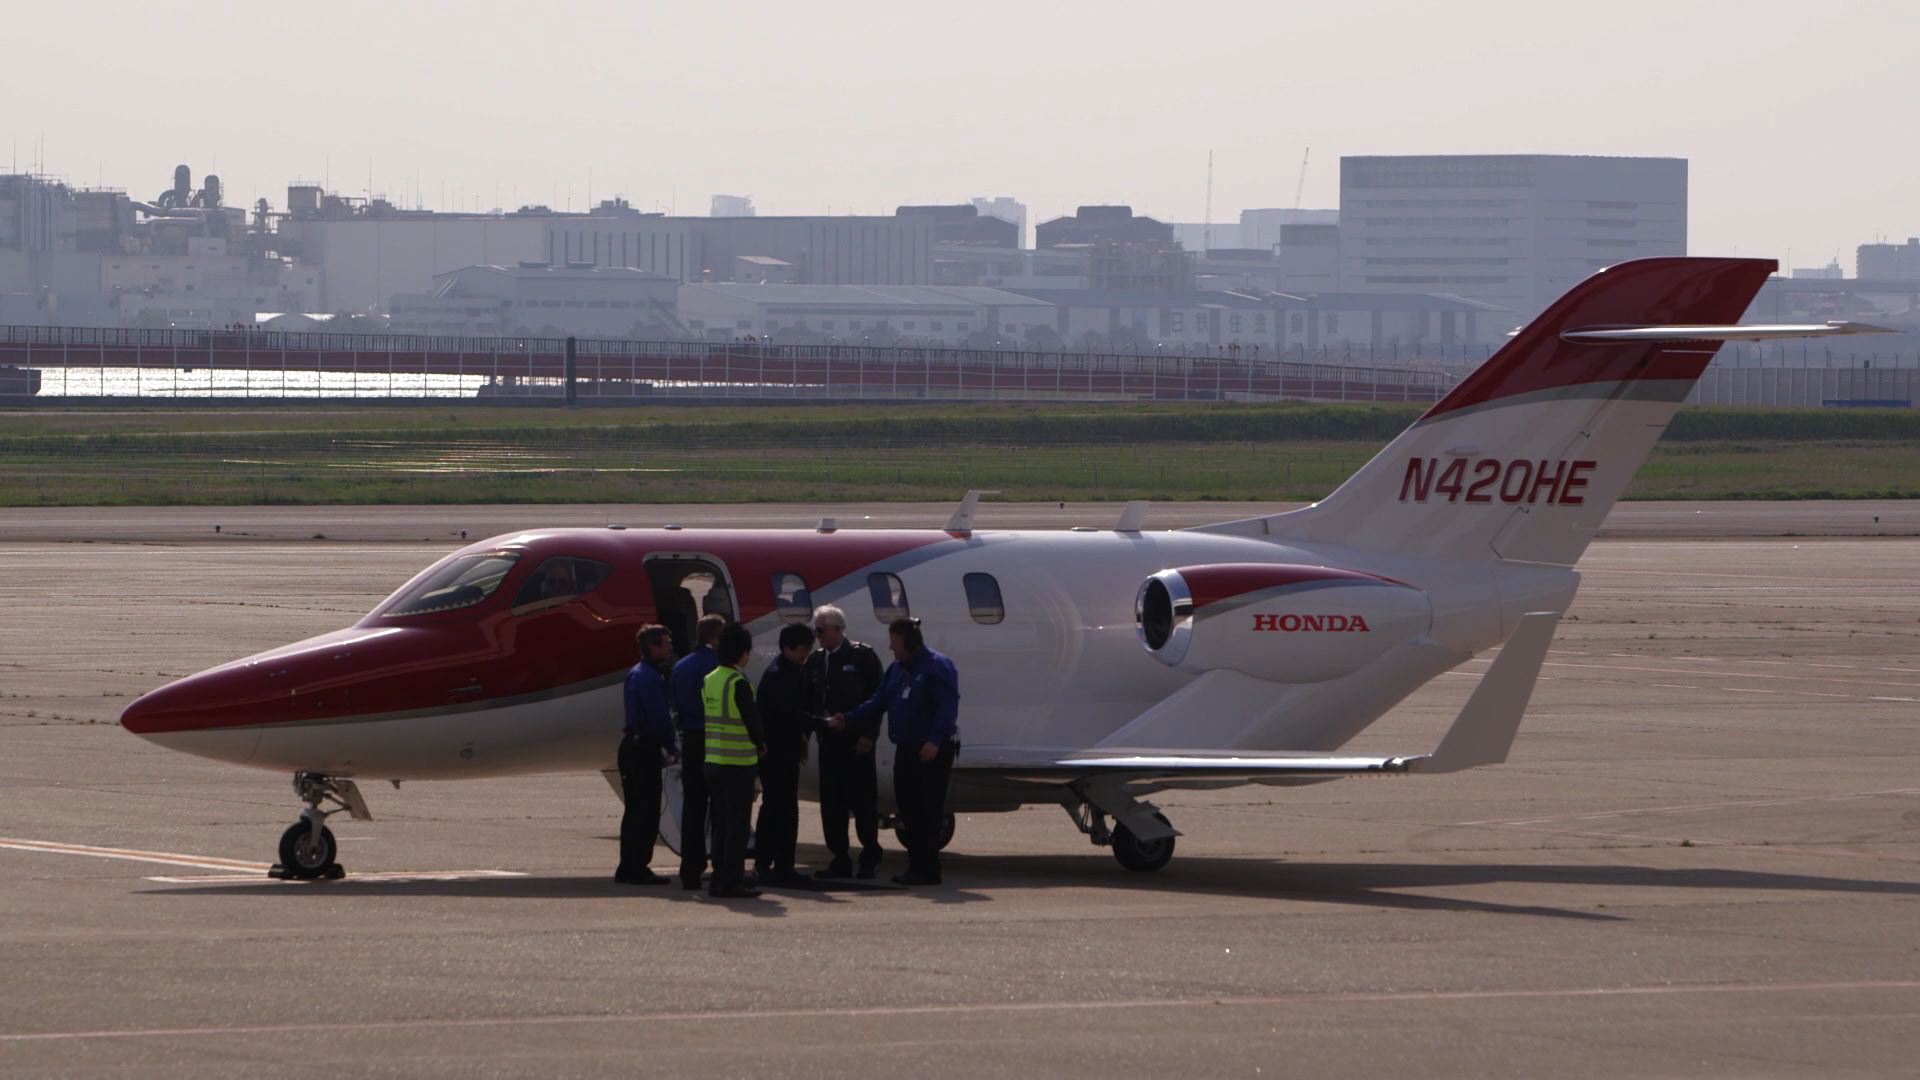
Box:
892 812 957 852
276 820 339 880
1111 814 1176 873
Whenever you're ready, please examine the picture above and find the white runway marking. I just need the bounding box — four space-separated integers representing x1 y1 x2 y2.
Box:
4 980 1917 1043
143 870 527 884
1537 659 1920 690
0 837 269 874
1458 787 1920 828
0 837 524 884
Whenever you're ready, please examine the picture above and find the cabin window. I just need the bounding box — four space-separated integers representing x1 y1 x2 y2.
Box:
963 572 1005 625
382 552 521 617
512 556 614 608
773 572 813 624
867 572 910 623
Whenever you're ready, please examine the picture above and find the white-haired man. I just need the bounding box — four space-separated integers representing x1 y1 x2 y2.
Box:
807 604 885 878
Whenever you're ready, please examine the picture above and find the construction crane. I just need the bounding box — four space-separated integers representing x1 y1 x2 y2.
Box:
1293 147 1310 209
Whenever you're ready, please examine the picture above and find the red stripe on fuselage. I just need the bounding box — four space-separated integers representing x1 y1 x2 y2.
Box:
1177 563 1404 612
121 528 948 736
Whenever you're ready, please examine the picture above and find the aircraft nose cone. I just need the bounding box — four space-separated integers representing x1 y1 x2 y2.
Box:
119 669 267 767
120 669 239 738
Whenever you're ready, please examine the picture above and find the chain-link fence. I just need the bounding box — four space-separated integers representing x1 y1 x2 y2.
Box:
0 326 1454 404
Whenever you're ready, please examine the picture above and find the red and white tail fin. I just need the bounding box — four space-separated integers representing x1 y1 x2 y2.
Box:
1206 257 1778 565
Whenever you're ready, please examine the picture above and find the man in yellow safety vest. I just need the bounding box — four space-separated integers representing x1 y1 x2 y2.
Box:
701 622 766 898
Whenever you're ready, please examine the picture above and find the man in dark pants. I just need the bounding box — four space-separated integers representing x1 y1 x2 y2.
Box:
807 604 884 879
671 613 727 890
615 624 678 886
833 617 960 887
753 622 816 885
702 622 766 899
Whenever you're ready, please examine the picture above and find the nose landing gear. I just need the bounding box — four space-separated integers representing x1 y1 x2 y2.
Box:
269 773 371 881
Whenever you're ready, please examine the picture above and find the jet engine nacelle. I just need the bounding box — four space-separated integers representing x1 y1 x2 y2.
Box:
1135 563 1432 682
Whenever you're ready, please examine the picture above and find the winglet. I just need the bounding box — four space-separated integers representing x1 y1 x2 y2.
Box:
1419 611 1562 774
1115 501 1150 532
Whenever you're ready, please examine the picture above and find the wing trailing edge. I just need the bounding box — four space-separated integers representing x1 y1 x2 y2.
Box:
971 612 1562 783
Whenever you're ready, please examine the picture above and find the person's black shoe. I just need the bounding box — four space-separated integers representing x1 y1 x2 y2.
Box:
854 864 878 880
709 885 762 899
771 870 811 886
680 877 703 891
816 857 853 879
615 871 670 886
892 872 939 887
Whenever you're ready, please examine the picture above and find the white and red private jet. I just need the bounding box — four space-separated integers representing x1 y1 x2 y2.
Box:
121 257 1880 879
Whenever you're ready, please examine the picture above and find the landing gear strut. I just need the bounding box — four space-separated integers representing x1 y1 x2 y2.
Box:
269 773 369 881
1064 781 1179 873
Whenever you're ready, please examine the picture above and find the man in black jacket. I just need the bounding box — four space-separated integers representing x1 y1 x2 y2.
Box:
807 604 885 879
753 622 816 885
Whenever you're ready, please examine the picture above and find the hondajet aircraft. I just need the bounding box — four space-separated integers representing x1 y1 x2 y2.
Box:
121 257 1880 880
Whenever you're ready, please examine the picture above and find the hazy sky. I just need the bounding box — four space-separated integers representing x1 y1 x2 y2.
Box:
8 0 1913 268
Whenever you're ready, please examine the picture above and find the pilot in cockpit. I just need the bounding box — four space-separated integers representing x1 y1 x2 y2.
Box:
535 560 579 600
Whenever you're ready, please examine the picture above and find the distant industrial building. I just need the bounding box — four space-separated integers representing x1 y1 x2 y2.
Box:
1037 205 1174 248
1169 208 1338 253
710 194 756 218
1857 238 1920 281
970 197 1028 247
677 283 1055 346
1006 287 1276 350
896 205 1019 248
387 262 681 339
1005 286 1503 352
280 191 938 312
1 166 318 328
1338 154 1687 319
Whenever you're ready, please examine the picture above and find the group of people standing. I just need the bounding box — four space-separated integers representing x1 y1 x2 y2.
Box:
613 606 961 899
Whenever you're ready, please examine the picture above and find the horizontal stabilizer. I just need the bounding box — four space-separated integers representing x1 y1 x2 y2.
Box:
1560 321 1893 345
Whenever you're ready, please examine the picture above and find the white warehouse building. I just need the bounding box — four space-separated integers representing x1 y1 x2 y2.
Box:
677 284 1055 345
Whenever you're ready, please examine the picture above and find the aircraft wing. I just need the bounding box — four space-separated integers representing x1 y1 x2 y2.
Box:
971 611 1562 786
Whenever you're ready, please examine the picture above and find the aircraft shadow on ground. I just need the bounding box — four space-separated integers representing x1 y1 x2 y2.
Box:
146 842 1920 922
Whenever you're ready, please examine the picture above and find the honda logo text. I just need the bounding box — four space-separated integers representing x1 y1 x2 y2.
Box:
1252 614 1372 633
1398 457 1596 505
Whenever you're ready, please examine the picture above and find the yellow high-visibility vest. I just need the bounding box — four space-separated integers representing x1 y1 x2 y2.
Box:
701 666 758 766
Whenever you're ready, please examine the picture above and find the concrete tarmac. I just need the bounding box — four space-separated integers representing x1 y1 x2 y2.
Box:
2 508 1919 1076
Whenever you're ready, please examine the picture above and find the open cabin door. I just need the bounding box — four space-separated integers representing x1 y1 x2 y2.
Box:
643 553 739 857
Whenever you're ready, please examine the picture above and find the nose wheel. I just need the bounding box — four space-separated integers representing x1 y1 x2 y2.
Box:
269 773 369 881
276 819 341 879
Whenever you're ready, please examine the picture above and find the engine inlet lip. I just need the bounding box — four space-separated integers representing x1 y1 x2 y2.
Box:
1136 570 1194 665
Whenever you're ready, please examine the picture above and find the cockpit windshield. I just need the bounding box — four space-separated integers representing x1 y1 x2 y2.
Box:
381 551 522 617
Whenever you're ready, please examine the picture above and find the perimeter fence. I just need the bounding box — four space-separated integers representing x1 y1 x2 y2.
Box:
0 326 1455 405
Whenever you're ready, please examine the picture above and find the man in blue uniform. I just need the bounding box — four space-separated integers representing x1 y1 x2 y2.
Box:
671 613 727 890
832 617 960 886
615 624 677 886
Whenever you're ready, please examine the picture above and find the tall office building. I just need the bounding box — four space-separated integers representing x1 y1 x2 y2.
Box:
1339 155 1687 320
